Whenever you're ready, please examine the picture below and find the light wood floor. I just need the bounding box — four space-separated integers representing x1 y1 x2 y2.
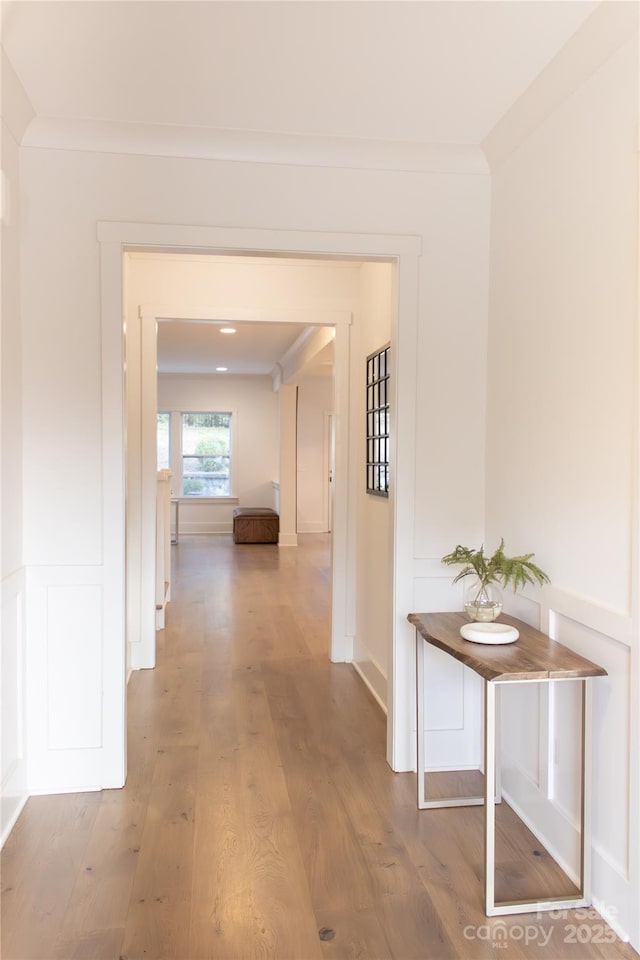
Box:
1 534 637 960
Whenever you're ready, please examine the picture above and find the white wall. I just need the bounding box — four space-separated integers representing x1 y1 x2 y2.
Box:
1 51 33 842
297 376 333 533
158 374 279 532
486 24 638 944
351 263 393 709
16 143 490 793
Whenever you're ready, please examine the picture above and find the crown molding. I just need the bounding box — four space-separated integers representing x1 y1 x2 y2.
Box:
482 1 639 172
22 115 489 176
278 325 336 384
1 48 35 144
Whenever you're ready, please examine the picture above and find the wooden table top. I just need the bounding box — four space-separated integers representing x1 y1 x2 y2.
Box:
408 611 608 682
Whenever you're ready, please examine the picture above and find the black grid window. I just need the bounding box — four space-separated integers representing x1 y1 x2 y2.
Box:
366 344 390 497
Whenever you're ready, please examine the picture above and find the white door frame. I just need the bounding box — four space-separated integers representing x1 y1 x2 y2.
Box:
324 411 335 533
98 221 421 773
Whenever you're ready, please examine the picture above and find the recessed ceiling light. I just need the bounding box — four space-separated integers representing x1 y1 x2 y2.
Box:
216 366 228 372
220 327 236 334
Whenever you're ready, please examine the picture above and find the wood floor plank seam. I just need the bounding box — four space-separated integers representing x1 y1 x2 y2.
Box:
1 534 637 960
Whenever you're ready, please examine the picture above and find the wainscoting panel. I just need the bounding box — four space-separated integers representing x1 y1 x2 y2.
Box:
500 682 542 787
498 589 633 941
46 584 103 751
550 611 630 880
26 566 124 794
1 567 27 845
413 573 483 772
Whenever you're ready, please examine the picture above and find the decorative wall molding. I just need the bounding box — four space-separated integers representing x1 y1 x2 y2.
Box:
99 220 422 259
1 566 27 847
26 564 125 794
482 2 639 170
24 115 489 176
1 49 35 144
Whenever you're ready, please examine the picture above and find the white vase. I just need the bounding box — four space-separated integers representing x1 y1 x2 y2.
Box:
463 578 503 622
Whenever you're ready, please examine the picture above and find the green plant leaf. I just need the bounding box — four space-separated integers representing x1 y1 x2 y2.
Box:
441 540 550 592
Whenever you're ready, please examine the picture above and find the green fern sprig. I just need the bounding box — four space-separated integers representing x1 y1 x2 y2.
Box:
441 539 550 592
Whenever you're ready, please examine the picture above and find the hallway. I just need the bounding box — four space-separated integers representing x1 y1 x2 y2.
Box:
1 535 636 960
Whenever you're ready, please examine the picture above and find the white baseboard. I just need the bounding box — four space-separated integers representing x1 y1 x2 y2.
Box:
278 533 298 547
1 781 28 848
1 566 27 847
502 762 632 942
177 521 232 535
352 636 387 713
297 520 328 533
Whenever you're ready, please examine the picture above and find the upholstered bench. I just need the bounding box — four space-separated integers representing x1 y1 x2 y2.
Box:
232 507 279 544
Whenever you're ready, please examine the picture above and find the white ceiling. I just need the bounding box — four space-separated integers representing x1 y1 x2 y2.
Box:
1 0 599 374
157 318 313 376
2 0 598 146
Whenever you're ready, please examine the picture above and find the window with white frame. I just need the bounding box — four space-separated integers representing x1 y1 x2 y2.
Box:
157 411 233 497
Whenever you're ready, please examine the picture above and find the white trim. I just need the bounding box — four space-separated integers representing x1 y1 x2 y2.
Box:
1 566 28 847
97 221 422 259
1 49 36 144
323 411 334 535
482 3 639 171
280 325 339 384
502 772 632 943
1 793 27 849
352 662 388 716
352 636 388 714
27 116 489 176
135 313 158 669
629 107 640 952
144 305 351 327
99 240 127 786
277 534 298 547
297 521 327 534
174 523 233 535
330 322 352 664
389 253 421 772
100 220 422 782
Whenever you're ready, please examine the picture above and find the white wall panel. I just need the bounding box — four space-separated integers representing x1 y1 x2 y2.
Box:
1 61 29 846
1 568 27 844
413 571 483 771
551 612 630 878
297 376 333 533
46 585 103 751
26 568 123 794
499 597 632 939
501 683 542 787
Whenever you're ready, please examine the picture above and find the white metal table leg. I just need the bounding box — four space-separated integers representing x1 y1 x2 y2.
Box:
581 678 593 901
485 679 497 914
416 628 426 808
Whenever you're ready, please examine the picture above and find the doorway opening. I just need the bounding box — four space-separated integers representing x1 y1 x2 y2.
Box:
98 220 422 787
123 249 364 680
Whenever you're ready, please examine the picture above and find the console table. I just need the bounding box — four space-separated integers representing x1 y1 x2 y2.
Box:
408 611 607 917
